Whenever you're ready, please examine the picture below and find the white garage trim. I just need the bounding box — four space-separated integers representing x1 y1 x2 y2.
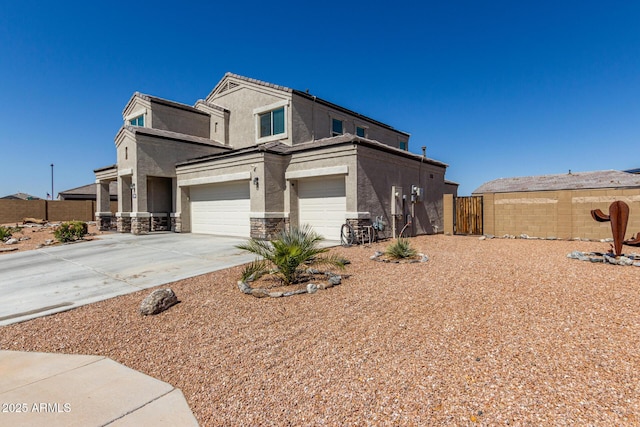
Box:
298 176 346 241
190 180 250 237
178 171 251 187
285 165 348 180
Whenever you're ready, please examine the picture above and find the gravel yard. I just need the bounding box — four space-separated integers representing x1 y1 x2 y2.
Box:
1 235 639 425
0 222 102 254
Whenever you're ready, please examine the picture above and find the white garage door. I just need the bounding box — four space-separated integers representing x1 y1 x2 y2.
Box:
190 181 250 237
298 176 346 241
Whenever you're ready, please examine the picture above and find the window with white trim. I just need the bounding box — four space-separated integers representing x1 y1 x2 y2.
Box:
399 141 407 150
332 118 344 136
129 115 144 127
259 107 285 138
356 126 366 137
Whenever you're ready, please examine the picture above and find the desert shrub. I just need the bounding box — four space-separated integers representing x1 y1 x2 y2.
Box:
237 225 347 286
0 225 14 241
54 221 88 243
385 238 417 260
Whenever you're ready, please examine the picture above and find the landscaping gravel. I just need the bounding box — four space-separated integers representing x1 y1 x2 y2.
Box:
1 235 639 425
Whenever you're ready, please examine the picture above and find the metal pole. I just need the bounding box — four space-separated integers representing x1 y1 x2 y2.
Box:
50 163 54 200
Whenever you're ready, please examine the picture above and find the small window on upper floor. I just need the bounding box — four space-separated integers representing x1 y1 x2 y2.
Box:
399 141 407 150
356 126 366 138
332 118 344 136
129 115 144 127
259 107 285 138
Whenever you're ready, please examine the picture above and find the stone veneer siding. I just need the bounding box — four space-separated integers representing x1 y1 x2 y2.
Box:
151 215 170 232
250 217 289 240
131 217 150 235
171 216 182 233
117 216 132 233
97 214 115 232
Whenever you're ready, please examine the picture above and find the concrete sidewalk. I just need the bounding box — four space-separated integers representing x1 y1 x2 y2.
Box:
0 350 198 426
0 232 256 326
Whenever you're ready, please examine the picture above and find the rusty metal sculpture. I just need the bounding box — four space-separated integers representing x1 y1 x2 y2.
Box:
590 200 640 256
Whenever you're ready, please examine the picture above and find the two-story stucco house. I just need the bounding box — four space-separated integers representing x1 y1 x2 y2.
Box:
94 73 453 241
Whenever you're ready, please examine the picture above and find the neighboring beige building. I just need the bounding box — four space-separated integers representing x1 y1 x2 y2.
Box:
95 73 452 240
473 170 640 240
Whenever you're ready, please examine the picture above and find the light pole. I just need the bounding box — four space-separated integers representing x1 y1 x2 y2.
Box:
50 163 54 200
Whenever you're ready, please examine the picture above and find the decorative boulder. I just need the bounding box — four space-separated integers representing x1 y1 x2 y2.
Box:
140 288 179 315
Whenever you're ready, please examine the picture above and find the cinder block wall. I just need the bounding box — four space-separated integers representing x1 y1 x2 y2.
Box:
0 200 47 224
0 200 108 224
47 201 95 222
482 188 640 240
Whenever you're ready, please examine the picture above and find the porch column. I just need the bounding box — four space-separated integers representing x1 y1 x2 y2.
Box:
130 174 150 235
117 175 133 233
95 180 113 231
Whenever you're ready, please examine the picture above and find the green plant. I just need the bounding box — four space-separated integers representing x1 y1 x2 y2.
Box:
0 226 15 240
236 225 346 286
54 221 88 243
385 238 417 260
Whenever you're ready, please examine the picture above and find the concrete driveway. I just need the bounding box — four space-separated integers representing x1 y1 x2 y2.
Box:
0 232 256 326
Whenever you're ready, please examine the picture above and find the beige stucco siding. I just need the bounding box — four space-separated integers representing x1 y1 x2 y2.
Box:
123 134 223 213
291 93 410 149
284 145 356 229
481 188 640 239
150 101 210 138
356 146 445 235
176 152 283 231
211 86 292 149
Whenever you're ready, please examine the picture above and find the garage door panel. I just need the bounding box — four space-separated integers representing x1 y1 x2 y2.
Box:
190 181 250 237
298 176 346 241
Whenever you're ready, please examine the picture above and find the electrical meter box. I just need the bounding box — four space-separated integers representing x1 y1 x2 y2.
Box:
391 186 403 215
411 185 424 202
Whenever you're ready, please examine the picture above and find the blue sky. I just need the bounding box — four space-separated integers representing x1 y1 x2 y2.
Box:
0 1 638 198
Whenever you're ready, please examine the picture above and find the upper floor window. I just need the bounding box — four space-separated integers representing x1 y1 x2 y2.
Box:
399 141 407 150
259 107 285 138
356 126 366 138
332 118 344 136
129 115 144 127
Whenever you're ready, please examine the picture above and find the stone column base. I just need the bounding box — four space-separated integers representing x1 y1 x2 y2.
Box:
150 213 170 232
116 214 132 233
171 214 182 233
250 217 289 240
95 213 114 231
131 215 151 235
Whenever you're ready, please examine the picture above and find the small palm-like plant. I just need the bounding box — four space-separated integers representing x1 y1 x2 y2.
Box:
236 225 346 286
385 238 417 260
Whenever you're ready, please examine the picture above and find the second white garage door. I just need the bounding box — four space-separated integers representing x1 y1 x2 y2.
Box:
297 176 346 241
190 181 250 237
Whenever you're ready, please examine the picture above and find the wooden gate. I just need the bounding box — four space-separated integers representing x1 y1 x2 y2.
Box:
455 196 483 235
